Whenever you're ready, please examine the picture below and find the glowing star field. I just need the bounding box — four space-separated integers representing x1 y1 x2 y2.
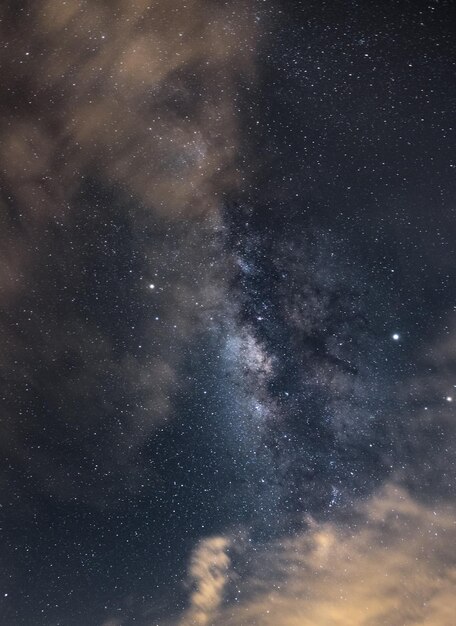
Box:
0 1 455 625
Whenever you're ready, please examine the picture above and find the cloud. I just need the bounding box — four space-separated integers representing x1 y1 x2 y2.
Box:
0 0 262 307
177 484 456 626
180 536 231 626
0 0 262 509
0 0 259 220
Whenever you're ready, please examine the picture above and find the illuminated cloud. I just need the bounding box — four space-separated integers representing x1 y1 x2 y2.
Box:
0 0 259 221
178 484 456 626
180 536 231 626
0 0 261 506
0 0 261 303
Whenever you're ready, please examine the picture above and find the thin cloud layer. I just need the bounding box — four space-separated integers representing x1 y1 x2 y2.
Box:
0 0 259 300
179 484 456 626
1 0 258 216
0 0 260 508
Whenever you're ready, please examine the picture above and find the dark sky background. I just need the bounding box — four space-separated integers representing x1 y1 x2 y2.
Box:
1 1 456 625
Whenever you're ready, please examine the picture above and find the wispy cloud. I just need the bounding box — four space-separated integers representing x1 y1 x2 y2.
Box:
180 536 231 626
179 484 456 626
0 0 261 508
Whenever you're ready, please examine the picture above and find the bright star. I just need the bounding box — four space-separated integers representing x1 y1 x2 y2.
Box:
446 396 453 403
149 283 155 290
392 333 400 341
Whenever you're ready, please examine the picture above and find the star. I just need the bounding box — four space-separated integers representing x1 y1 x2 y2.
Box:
392 333 400 341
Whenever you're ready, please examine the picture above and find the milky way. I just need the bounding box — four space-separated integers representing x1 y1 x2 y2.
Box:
1 1 456 625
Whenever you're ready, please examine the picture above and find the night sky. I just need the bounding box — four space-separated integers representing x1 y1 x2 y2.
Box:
1 1 456 625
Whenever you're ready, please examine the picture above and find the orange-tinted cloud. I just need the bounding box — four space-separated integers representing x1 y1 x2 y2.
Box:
178 484 456 626
180 536 231 626
0 0 261 506
0 0 260 301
